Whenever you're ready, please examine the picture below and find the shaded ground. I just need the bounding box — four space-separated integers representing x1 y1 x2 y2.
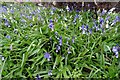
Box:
37 2 120 12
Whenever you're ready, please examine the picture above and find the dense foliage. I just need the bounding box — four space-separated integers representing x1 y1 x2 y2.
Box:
0 3 120 78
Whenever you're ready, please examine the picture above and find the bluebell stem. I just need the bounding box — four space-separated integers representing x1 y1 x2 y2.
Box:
99 17 104 24
55 31 59 39
56 45 60 53
81 25 85 34
67 46 71 54
93 22 97 29
102 28 105 33
59 36 62 46
66 5 70 11
105 16 110 21
73 18 76 23
10 9 14 14
89 28 92 34
111 19 117 26
72 36 75 43
55 31 58 35
106 20 109 28
37 9 40 13
48 70 52 76
49 20 54 31
44 52 51 61
115 52 119 58
10 44 12 51
36 74 41 80
73 14 79 23
66 38 70 45
112 46 119 58
100 23 103 28
95 26 100 31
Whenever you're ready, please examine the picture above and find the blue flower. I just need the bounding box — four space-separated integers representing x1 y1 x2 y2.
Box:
55 32 59 40
48 70 52 76
87 4 90 7
66 5 70 11
56 45 60 53
115 52 119 58
101 9 107 16
59 36 62 46
89 28 92 34
66 38 70 46
95 26 100 31
44 52 51 61
73 14 79 23
112 46 118 53
5 35 11 39
5 21 9 27
100 24 103 28
2 6 7 13
51 6 56 11
10 9 14 14
27 15 32 20
81 25 86 34
76 10 80 12
49 20 54 31
93 22 97 29
99 17 104 24
105 16 110 21
86 25 89 30
10 44 12 51
36 74 41 80
101 28 105 33
0 55 4 61
67 46 71 54
30 23 33 27
112 46 119 58
115 16 120 22
72 36 75 43
50 11 54 15
21 19 26 23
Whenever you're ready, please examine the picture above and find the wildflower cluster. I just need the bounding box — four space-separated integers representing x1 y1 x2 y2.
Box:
1 3 120 78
